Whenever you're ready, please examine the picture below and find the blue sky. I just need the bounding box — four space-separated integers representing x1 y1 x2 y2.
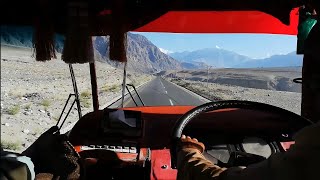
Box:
133 32 297 59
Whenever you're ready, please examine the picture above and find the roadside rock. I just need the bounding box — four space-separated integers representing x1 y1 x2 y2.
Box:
3 123 10 127
23 129 30 134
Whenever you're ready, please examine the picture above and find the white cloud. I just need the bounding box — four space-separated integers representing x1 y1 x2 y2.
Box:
159 48 173 54
252 53 272 59
215 45 220 49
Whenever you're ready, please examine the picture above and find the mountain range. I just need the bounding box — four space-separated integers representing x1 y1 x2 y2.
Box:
1 26 303 72
170 48 303 68
234 52 303 68
170 48 251 68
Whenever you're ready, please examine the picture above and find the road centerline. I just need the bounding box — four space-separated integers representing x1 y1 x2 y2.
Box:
169 99 174 106
111 77 209 108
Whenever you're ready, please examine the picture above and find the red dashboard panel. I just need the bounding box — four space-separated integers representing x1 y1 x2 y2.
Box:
69 106 305 180
150 149 177 180
75 146 149 161
69 106 292 148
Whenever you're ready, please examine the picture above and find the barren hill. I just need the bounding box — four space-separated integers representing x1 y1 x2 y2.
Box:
163 67 302 92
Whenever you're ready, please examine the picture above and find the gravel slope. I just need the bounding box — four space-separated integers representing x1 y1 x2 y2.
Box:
170 78 301 115
1 45 152 152
164 67 302 92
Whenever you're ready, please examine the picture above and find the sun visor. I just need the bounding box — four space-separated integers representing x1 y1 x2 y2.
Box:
134 9 299 35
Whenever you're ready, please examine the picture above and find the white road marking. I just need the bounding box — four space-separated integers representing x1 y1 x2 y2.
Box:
165 90 168 94
164 78 210 103
160 79 165 88
169 99 174 106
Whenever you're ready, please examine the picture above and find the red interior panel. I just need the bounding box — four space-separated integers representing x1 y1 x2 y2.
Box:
151 149 177 180
135 9 299 35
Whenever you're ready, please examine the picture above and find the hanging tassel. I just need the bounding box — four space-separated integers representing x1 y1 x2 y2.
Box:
109 0 127 62
62 29 94 64
62 1 94 64
32 1 56 61
109 31 127 62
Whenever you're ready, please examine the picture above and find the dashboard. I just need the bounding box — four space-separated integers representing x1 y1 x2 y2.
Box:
68 106 306 179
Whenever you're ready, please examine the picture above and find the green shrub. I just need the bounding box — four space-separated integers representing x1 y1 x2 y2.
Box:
109 84 119 92
79 90 92 108
80 98 91 108
80 90 91 99
33 128 42 136
101 84 119 92
8 105 20 115
1 140 21 151
40 99 51 107
24 103 31 110
52 115 60 122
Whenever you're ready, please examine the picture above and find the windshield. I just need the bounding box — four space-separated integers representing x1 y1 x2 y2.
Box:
1 27 302 152
109 32 302 115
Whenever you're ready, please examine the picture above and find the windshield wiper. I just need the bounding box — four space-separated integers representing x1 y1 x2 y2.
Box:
56 64 82 131
125 84 145 107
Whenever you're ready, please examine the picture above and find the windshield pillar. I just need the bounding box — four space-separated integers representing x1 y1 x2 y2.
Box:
301 22 320 123
89 62 99 111
301 55 320 123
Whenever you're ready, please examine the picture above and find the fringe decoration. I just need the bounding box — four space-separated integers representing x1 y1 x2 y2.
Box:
109 32 127 62
32 1 56 61
109 0 127 62
62 1 94 64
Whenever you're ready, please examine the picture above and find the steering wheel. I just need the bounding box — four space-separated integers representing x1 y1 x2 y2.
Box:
171 100 313 168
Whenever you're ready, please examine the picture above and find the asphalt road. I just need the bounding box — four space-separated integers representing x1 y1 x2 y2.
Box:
109 77 210 108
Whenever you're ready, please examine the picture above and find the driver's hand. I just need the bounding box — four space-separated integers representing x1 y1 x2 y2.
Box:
179 135 205 153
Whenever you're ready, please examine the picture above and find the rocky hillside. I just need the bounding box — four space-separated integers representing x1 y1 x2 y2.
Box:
93 34 182 73
1 26 182 73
